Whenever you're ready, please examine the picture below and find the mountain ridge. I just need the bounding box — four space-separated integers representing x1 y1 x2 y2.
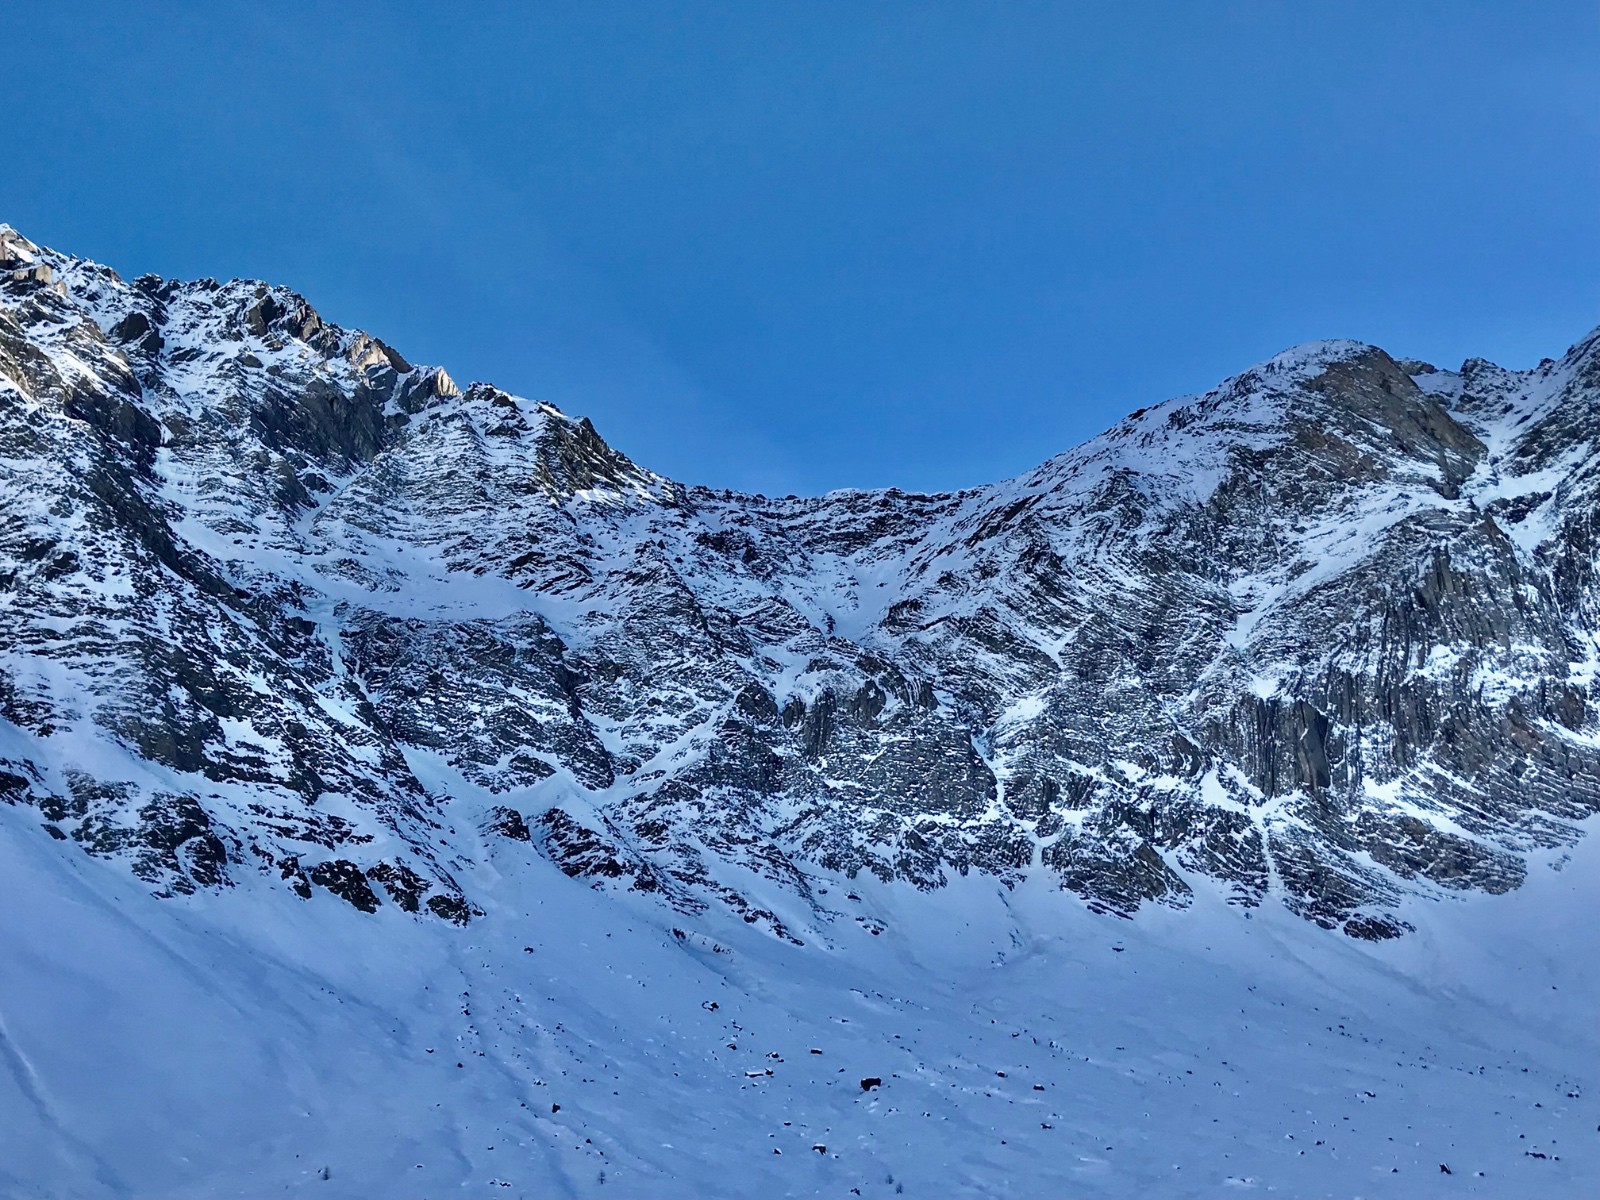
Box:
4 222 1600 946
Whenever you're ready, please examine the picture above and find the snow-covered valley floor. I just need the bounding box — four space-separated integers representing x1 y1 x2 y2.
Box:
3 803 1597 1200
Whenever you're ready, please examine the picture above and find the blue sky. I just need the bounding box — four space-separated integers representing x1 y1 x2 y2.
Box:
7 2 1598 494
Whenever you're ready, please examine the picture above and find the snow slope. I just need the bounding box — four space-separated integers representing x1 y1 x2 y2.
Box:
4 792 1597 1198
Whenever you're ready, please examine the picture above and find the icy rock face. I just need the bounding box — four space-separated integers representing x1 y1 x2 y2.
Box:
3 223 1600 939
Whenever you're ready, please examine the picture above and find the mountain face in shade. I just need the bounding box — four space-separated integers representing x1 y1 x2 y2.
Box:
6 224 1600 1200
3 220 1600 942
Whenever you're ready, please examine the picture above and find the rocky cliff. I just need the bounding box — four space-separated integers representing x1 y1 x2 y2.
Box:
5 222 1600 942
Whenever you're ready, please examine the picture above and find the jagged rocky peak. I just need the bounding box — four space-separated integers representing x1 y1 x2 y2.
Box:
3 222 1600 943
1 226 62 292
0 224 38 266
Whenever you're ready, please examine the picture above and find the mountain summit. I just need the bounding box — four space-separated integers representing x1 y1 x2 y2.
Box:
4 225 1600 941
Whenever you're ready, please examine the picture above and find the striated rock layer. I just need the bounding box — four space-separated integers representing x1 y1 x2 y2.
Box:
4 221 1600 940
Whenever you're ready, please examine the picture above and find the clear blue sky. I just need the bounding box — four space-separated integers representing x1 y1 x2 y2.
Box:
7 2 1598 495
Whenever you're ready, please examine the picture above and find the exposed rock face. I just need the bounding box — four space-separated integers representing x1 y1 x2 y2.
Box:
3 221 1600 939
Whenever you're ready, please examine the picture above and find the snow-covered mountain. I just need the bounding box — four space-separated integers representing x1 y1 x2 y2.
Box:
3 224 1598 1197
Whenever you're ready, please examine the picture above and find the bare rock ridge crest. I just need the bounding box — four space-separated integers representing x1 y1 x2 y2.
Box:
4 221 1600 941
